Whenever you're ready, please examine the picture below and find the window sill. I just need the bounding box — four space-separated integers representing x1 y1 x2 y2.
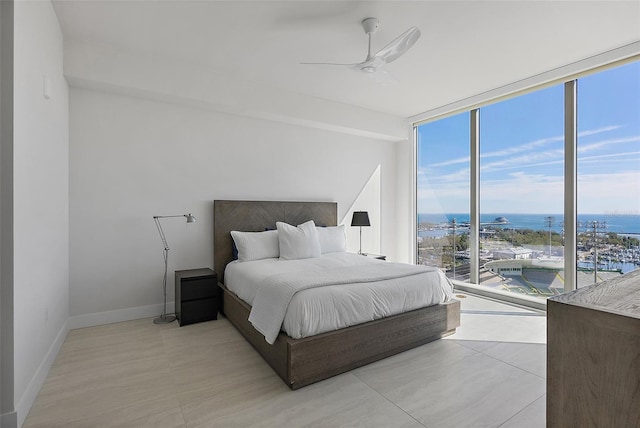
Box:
452 280 548 312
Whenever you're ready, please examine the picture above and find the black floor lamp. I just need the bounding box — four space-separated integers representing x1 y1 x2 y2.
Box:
152 213 196 324
351 211 370 255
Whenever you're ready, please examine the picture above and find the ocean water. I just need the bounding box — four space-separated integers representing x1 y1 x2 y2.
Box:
418 213 640 235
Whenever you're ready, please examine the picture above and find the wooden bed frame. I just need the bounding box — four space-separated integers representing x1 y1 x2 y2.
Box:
213 200 461 390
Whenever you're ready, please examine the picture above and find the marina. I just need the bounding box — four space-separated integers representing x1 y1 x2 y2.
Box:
417 213 640 296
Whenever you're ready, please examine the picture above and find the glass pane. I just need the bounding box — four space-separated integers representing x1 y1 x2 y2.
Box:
479 85 565 298
416 112 470 281
577 61 640 287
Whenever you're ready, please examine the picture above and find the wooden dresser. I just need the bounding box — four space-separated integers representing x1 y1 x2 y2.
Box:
547 269 640 427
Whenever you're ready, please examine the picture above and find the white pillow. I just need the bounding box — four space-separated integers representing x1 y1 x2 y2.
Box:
276 220 321 260
230 229 279 262
316 225 347 254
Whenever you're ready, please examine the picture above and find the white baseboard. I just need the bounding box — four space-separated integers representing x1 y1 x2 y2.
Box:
68 301 175 330
15 319 69 428
1 410 17 428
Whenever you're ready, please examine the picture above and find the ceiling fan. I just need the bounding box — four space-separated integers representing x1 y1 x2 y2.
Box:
301 18 421 74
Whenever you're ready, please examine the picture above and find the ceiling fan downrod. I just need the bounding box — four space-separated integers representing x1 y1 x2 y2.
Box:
362 17 379 61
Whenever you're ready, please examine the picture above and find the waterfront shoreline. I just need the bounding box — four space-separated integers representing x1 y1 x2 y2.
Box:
418 213 640 235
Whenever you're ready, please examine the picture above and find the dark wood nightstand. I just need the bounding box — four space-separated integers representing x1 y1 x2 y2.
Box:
175 268 217 326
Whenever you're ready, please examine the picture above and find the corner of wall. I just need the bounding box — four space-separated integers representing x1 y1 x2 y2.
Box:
15 321 68 428
0 0 15 424
11 0 70 425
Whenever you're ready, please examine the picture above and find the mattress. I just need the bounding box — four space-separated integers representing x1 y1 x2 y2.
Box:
224 252 453 340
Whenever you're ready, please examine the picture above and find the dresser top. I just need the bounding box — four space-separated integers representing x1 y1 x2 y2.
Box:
549 269 640 319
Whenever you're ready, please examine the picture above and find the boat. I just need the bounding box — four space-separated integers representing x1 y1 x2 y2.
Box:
494 216 509 224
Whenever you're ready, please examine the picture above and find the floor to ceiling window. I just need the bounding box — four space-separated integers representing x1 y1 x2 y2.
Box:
478 85 564 298
416 112 470 281
576 61 640 287
416 59 639 302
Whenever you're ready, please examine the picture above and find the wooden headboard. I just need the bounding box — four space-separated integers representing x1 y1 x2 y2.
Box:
213 200 337 283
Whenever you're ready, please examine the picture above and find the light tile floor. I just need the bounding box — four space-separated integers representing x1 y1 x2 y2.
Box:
24 292 546 428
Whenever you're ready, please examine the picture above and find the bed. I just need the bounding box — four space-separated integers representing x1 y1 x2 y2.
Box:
213 200 461 389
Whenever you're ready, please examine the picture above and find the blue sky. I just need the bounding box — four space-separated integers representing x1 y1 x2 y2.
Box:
417 60 640 215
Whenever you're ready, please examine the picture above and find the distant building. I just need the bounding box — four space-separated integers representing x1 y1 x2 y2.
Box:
484 258 565 277
479 228 496 239
493 247 533 260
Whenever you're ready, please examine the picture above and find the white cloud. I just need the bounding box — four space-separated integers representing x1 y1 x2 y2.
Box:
428 156 470 168
417 125 639 213
580 151 640 160
577 170 640 213
577 136 640 154
425 126 625 169
481 135 563 159
481 148 564 172
577 125 622 138
418 169 640 214
470 133 638 173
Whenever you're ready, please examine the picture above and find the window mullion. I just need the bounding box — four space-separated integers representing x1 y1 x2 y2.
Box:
470 109 480 284
564 80 577 292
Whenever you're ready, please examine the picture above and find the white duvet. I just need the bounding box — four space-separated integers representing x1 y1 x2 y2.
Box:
224 252 453 343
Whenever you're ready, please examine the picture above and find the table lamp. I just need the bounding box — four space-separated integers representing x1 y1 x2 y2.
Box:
351 211 370 255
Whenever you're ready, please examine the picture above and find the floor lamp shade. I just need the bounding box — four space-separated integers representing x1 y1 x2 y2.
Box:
152 213 196 324
351 211 370 254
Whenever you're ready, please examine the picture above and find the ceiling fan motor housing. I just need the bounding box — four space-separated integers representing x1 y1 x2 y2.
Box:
362 17 379 35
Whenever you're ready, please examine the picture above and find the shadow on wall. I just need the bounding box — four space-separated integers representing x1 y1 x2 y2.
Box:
342 165 381 256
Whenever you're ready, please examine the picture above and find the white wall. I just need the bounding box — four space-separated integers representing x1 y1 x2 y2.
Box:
395 138 414 264
63 38 408 143
69 87 398 323
13 1 69 426
342 165 382 256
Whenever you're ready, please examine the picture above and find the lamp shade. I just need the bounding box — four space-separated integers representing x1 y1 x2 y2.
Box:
351 211 370 227
186 213 196 223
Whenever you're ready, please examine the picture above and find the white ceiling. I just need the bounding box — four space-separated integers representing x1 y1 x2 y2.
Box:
52 1 640 119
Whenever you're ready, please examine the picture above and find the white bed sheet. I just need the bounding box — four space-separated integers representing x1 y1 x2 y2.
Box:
224 252 453 340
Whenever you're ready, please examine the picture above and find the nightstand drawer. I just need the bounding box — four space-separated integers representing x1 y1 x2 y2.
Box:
175 268 218 327
179 297 217 326
181 277 217 301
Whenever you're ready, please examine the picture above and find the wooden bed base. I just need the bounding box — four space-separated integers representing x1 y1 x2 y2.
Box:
221 283 460 389
213 200 461 389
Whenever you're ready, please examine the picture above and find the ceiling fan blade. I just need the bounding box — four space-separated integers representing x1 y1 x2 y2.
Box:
372 26 421 64
301 19 420 77
365 68 398 85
